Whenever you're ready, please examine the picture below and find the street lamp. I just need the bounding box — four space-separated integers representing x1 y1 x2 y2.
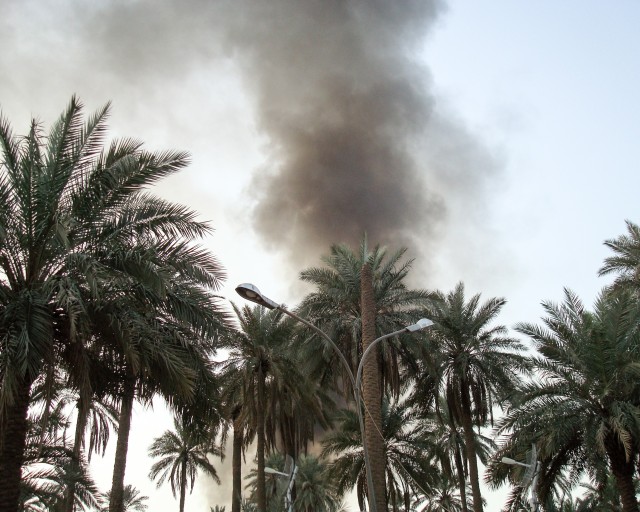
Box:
265 465 298 512
235 283 433 512
501 445 540 512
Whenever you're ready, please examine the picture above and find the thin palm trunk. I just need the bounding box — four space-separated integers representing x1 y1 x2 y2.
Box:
459 383 483 512
256 366 266 512
0 374 33 512
453 442 469 512
64 398 89 512
109 376 135 512
179 457 187 512
606 439 639 512
231 415 243 512
361 263 385 512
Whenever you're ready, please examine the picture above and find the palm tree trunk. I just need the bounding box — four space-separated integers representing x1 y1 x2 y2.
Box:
459 383 483 512
0 373 33 512
179 458 187 512
361 262 386 512
64 398 89 512
256 365 267 512
453 442 469 512
109 375 135 512
607 439 640 512
231 412 243 512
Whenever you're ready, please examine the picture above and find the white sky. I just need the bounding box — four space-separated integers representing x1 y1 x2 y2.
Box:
2 0 639 510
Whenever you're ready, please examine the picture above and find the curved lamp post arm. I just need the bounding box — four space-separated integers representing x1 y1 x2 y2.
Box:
235 283 356 392
274 305 357 392
355 320 434 401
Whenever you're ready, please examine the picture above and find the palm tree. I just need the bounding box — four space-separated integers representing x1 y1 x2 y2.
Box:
299 238 433 510
411 475 474 512
0 97 227 511
298 238 433 398
422 283 529 512
221 304 316 512
407 393 495 512
103 485 148 512
490 288 640 512
599 220 640 291
244 452 344 512
18 403 102 512
322 396 438 511
291 454 345 512
148 415 222 512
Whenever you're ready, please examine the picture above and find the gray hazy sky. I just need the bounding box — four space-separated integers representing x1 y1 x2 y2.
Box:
2 0 639 509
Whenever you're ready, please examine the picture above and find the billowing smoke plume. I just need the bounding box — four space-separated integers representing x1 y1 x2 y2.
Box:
1 0 500 276
214 0 497 270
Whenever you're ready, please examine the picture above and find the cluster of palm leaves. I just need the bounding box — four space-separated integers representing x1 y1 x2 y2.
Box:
211 229 640 512
486 221 640 512
0 98 228 512
2 99 640 512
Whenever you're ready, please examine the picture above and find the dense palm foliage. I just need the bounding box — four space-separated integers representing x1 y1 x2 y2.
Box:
298 238 433 511
418 283 529 512
489 288 640 512
0 98 227 512
298 238 433 397
220 304 327 512
322 396 438 511
245 452 344 512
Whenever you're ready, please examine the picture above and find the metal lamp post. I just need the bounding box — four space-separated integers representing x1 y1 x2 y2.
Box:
265 465 298 512
501 445 540 512
235 283 433 512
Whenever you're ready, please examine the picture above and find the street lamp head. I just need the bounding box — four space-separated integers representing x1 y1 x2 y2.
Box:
264 467 289 477
235 283 279 310
406 318 434 332
501 456 517 465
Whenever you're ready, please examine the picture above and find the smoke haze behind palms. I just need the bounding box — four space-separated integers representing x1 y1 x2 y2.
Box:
6 0 501 274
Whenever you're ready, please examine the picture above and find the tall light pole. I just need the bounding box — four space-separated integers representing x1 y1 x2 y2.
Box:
235 283 433 512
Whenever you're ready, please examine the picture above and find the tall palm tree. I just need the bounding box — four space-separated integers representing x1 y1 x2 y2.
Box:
0 97 228 512
490 288 640 512
422 283 529 512
148 415 222 512
220 304 304 512
322 396 438 511
299 238 433 511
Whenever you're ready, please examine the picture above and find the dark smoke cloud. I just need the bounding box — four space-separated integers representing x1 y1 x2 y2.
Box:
1 0 500 276
209 0 500 272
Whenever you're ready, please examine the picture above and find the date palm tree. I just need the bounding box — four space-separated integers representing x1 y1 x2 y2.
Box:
148 415 222 512
423 283 529 512
103 485 148 512
0 97 227 512
298 238 433 398
322 396 438 511
220 304 302 512
245 452 344 512
490 288 640 512
298 237 433 511
599 220 640 291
